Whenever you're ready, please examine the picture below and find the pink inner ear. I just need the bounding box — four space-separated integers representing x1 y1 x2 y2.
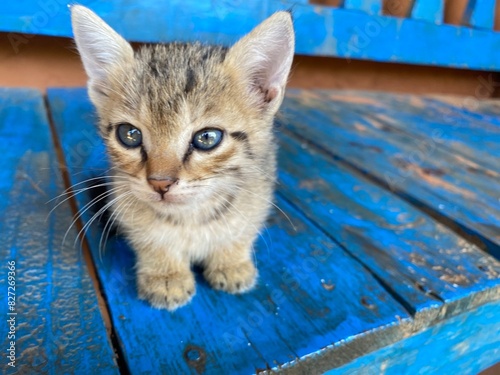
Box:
263 86 279 103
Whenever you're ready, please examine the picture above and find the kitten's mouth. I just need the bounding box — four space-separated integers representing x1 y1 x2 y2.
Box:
157 194 188 204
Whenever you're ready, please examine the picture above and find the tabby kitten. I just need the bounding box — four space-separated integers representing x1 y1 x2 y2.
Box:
71 5 294 310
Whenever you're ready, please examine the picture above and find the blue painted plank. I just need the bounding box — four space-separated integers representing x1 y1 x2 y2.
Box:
0 0 269 46
411 0 444 24
352 92 500 175
326 299 500 375
469 0 496 29
46 88 412 374
1 1 500 71
343 0 382 15
0 89 118 373
283 90 500 253
438 95 500 118
276 129 500 312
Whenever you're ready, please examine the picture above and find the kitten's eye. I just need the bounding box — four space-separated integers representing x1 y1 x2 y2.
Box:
192 129 223 151
117 123 142 148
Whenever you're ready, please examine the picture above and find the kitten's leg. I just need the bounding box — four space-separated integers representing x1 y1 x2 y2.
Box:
135 248 195 311
203 242 257 294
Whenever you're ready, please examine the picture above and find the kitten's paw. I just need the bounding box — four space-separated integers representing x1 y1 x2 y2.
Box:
204 260 257 294
137 272 195 311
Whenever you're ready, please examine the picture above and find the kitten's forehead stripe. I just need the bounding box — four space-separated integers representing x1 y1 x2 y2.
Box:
184 67 197 94
130 42 230 137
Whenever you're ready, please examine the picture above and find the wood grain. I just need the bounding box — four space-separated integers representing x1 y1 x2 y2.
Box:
276 129 500 316
283 90 500 254
0 88 118 373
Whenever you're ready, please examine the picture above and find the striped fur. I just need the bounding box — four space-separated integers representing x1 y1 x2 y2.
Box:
71 5 294 310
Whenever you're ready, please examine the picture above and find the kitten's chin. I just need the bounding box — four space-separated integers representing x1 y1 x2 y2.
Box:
131 186 211 210
157 194 191 205
139 191 197 207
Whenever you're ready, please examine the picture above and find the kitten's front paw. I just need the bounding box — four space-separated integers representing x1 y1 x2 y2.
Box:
137 271 195 311
204 260 257 294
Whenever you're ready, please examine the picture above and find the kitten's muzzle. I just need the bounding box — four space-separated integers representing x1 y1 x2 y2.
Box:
147 177 178 198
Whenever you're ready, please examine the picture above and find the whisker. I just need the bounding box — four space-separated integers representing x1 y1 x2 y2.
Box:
213 191 271 254
46 175 131 221
76 191 132 249
48 181 117 207
46 184 117 223
99 193 136 259
49 175 129 202
209 192 234 236
63 186 127 246
232 185 296 231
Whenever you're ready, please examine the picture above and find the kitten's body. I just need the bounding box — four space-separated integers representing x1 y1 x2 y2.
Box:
71 6 294 310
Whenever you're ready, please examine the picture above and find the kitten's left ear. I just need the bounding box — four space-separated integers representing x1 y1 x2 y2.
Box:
226 12 295 113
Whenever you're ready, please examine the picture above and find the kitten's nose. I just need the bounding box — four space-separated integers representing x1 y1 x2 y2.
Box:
148 177 178 196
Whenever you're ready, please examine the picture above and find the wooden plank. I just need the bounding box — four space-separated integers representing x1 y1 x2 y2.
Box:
326 299 500 374
0 89 118 373
411 0 444 24
276 129 500 314
2 1 500 71
468 0 496 29
347 92 500 172
47 88 412 374
0 0 268 46
433 95 500 118
283 90 500 254
343 0 382 15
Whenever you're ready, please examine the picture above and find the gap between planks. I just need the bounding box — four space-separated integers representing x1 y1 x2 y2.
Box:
43 95 131 375
276 190 416 316
281 125 499 260
278 128 500 324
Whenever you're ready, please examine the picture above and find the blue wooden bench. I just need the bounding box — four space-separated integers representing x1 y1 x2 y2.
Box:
1 1 500 374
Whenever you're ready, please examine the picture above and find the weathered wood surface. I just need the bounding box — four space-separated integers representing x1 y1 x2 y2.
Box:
276 129 500 313
47 88 410 374
0 89 118 373
46 87 500 374
326 299 500 375
2 0 500 71
283 90 500 257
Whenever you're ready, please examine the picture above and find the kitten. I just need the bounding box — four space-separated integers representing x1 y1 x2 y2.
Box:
71 5 294 310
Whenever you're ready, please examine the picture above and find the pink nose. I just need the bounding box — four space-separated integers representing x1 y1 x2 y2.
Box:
148 177 178 196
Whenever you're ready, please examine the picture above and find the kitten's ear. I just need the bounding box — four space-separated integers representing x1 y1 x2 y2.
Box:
226 12 295 113
71 5 133 90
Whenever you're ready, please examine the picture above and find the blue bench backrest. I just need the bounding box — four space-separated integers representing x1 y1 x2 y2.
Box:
0 0 499 71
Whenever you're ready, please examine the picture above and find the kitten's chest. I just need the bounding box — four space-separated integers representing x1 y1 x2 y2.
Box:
122 208 249 258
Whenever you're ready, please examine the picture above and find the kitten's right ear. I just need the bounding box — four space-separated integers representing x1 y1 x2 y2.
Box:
71 5 133 90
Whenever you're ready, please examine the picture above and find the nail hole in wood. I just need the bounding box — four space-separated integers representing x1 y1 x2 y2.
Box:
360 296 376 310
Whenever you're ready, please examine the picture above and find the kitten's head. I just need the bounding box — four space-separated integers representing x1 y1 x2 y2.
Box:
71 6 294 216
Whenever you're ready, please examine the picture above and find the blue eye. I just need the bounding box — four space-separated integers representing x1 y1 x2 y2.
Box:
192 129 223 150
117 123 142 148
